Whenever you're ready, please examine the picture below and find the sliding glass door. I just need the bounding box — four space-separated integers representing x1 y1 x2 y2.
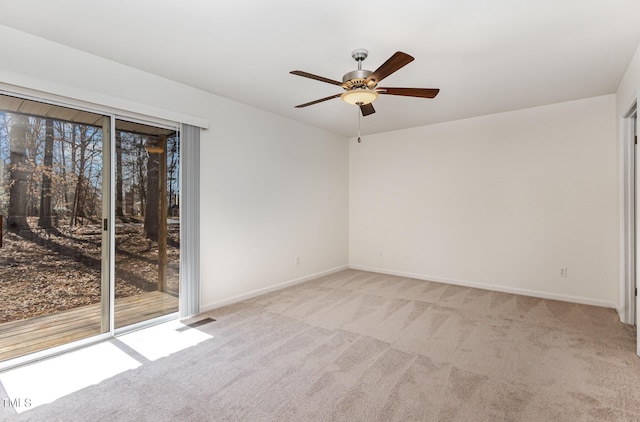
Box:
113 119 179 329
0 94 180 363
0 93 110 361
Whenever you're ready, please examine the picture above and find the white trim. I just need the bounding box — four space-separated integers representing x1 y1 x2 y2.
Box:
0 69 209 129
618 113 624 322
106 115 115 335
115 114 179 133
349 265 618 310
200 265 348 313
619 100 637 325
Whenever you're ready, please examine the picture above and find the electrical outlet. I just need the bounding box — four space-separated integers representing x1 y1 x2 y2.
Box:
295 256 300 265
559 267 567 277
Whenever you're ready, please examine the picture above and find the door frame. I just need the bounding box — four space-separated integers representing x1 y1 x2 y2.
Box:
620 98 639 357
621 102 636 327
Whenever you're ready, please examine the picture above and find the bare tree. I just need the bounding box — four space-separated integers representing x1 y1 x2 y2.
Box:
167 136 179 217
55 121 71 217
24 118 42 218
8 114 29 231
115 131 124 217
71 126 90 226
136 136 147 216
38 118 54 228
143 143 159 241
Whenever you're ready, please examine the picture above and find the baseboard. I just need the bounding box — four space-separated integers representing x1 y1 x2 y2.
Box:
616 306 626 324
349 265 618 310
200 265 349 313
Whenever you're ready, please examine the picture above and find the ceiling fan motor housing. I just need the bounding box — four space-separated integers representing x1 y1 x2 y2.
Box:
343 49 378 90
342 69 373 89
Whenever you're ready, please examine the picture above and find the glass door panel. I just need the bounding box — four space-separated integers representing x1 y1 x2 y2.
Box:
0 93 109 362
113 119 179 329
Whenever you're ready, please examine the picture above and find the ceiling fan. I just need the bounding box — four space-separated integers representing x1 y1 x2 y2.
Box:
290 49 439 117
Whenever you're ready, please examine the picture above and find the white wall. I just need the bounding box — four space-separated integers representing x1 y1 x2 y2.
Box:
200 105 348 307
350 95 619 308
0 25 349 310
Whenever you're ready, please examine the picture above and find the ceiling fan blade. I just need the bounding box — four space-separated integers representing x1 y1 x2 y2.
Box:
365 52 414 87
294 93 342 108
360 103 375 116
378 87 440 98
290 70 343 87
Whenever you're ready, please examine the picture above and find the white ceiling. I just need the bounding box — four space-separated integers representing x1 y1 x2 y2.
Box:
0 0 639 137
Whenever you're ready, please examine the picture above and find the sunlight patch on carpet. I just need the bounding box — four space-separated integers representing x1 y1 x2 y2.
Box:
0 342 141 413
118 319 213 361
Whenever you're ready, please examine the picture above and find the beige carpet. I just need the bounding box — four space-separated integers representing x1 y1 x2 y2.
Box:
3 269 640 421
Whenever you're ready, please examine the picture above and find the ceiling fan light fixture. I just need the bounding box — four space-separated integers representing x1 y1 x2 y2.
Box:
341 89 379 106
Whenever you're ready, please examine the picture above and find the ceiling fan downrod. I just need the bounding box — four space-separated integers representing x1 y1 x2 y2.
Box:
352 48 368 70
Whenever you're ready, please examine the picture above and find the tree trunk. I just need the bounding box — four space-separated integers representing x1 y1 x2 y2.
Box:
69 125 78 227
71 127 87 226
115 132 124 217
143 144 160 241
58 122 70 216
8 114 29 231
158 136 167 292
25 119 40 218
137 137 146 217
39 118 54 228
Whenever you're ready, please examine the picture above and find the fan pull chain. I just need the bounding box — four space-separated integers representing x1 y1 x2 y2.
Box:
357 108 362 143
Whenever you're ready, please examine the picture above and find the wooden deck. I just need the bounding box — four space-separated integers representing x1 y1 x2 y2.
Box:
0 291 178 362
